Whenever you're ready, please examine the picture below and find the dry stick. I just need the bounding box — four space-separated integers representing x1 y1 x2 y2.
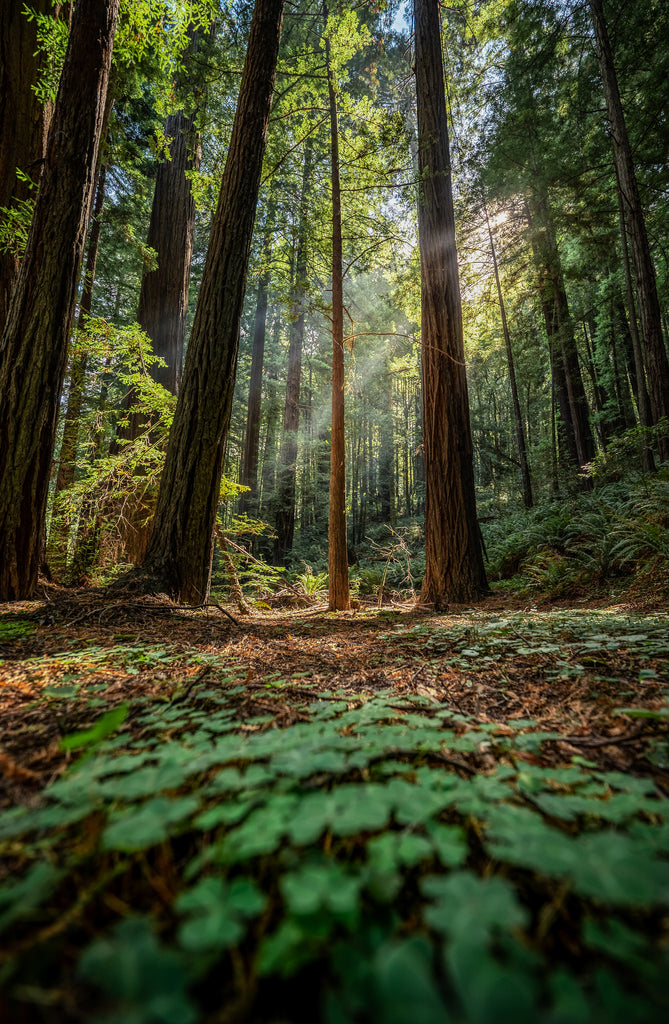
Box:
65 598 134 627
555 726 648 749
169 664 213 704
185 600 240 626
364 747 476 776
2 861 129 963
214 525 252 615
65 595 240 627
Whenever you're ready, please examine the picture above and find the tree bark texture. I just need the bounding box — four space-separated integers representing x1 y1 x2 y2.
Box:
275 140 313 560
414 0 487 606
485 207 533 508
240 199 276 518
324 6 350 612
0 0 118 600
259 325 282 520
615 178 655 471
589 0 669 461
142 0 285 603
525 195 594 472
0 0 57 332
136 109 201 398
113 28 206 566
119 97 202 451
378 362 395 524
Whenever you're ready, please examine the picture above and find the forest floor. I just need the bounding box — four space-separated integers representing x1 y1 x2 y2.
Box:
2 585 668 796
1 585 668 1022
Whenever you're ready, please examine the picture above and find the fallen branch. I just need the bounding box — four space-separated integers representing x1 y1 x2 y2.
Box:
553 727 647 749
169 665 213 705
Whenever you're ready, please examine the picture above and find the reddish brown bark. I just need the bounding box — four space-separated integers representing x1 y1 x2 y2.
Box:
589 0 669 461
616 175 655 472
117 101 203 565
0 0 56 332
136 110 201 398
415 0 487 607
142 0 285 603
324 3 350 612
0 0 119 600
525 196 594 473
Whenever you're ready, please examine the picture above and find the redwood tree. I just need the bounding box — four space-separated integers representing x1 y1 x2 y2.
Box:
142 0 285 602
0 0 119 600
135 109 201 397
525 192 595 474
116 85 204 564
588 0 669 461
414 0 487 607
324 1 350 612
0 1 62 331
240 199 276 519
484 205 533 508
47 163 108 579
275 140 313 561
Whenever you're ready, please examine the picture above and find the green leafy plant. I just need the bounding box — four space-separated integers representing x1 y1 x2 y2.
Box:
294 564 328 596
2 611 669 1022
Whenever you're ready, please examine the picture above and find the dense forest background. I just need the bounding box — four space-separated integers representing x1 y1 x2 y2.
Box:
2 0 668 608
2 4 669 1022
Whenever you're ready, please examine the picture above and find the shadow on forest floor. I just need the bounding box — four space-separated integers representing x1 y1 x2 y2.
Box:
2 585 668 797
1 585 668 1022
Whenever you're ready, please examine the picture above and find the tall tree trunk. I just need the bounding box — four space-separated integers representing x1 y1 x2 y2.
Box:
0 0 118 600
135 110 201 398
324 3 350 612
589 0 669 461
615 165 655 472
580 319 610 447
379 362 395 523
526 195 594 472
485 206 533 508
607 300 635 432
117 63 205 566
614 299 640 409
0 0 59 332
301 367 315 532
239 200 276 518
414 352 425 513
47 163 107 578
415 0 487 607
274 141 313 560
259 320 282 521
142 0 285 603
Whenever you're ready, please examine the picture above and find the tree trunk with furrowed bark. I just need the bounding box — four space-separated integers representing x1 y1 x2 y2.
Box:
141 0 285 603
414 0 487 607
0 0 119 600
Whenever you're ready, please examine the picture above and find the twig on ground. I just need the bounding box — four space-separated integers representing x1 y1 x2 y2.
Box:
553 727 647 748
170 665 213 705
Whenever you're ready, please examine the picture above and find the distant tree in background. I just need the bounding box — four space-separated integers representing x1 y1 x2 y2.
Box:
588 0 669 462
